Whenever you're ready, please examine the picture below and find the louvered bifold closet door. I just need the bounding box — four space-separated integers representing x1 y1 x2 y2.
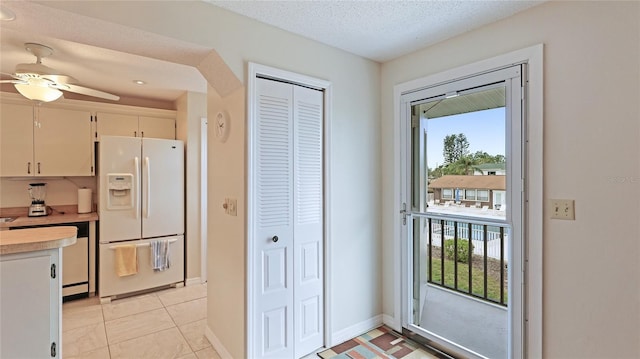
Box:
293 85 324 358
255 78 295 359
254 77 325 359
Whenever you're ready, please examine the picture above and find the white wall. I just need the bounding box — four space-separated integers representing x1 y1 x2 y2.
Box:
381 1 639 357
197 11 381 356
0 177 97 209
36 2 382 357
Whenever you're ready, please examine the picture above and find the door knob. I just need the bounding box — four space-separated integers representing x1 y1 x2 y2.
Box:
272 235 279 243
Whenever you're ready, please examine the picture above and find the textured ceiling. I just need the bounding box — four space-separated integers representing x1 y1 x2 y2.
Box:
209 0 544 62
0 1 210 107
0 1 543 106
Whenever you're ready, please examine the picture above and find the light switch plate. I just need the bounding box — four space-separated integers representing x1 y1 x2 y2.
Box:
227 198 237 216
550 199 575 220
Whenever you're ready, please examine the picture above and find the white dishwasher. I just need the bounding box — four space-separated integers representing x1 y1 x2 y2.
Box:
11 222 89 300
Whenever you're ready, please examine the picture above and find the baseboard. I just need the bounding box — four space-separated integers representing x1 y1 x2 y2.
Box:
185 277 202 286
330 314 383 346
204 325 233 359
382 314 400 331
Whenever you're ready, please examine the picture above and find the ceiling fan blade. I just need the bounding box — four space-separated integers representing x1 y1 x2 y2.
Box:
15 62 77 83
0 80 25 84
42 74 78 84
55 83 120 101
15 62 60 76
1 72 23 80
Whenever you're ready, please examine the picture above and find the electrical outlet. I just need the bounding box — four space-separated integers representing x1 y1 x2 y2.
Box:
550 199 575 220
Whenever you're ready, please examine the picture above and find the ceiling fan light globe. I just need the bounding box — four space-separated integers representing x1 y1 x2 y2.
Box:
14 83 63 102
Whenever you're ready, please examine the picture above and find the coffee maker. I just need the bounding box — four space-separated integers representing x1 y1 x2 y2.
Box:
28 183 48 217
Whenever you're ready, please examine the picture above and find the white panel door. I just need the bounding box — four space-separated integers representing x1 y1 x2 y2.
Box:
141 138 184 238
293 85 324 358
99 136 142 242
254 78 295 359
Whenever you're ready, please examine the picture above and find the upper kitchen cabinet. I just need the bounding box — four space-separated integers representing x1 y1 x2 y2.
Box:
138 116 176 139
96 112 175 140
0 104 93 177
36 107 93 176
0 103 34 176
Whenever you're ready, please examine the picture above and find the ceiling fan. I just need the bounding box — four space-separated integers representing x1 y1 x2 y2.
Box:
1 42 120 102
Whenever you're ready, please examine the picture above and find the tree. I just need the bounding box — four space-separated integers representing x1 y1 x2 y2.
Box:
443 133 470 164
431 134 505 179
470 151 505 164
445 156 476 175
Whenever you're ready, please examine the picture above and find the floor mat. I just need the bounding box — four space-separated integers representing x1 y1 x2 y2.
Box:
318 326 438 359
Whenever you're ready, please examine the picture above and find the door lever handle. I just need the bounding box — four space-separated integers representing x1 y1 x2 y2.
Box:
271 235 279 243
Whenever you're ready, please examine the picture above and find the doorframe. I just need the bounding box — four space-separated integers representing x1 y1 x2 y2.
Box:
391 44 543 358
246 62 333 357
200 117 208 283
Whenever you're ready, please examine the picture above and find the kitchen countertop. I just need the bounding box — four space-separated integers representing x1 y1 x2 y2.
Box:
0 226 78 255
0 205 98 229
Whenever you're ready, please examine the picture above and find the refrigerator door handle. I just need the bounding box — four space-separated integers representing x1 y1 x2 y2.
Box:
144 156 151 218
135 156 140 220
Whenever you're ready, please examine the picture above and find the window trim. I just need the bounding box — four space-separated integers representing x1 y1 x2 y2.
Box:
442 188 453 199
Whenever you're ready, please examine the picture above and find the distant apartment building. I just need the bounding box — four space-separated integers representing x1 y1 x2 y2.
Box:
430 175 506 210
473 163 506 175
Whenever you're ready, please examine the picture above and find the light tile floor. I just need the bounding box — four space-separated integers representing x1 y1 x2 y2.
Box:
62 283 217 359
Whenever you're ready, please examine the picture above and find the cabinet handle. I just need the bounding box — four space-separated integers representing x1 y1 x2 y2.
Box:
27 162 31 174
37 162 41 174
134 131 137 137
141 131 144 138
272 235 279 243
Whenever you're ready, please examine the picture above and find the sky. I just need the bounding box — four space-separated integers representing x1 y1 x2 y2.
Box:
425 107 506 169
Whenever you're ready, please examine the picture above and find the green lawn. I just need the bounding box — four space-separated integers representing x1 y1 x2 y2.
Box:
429 257 507 304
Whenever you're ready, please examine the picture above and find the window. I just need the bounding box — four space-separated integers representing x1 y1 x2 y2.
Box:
478 190 489 201
465 189 476 201
442 188 453 199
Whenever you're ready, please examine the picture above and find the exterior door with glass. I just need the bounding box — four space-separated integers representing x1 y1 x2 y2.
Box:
400 65 525 359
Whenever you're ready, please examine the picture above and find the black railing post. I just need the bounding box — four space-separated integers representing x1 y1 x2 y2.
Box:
453 221 458 290
440 220 445 286
428 218 432 283
483 225 488 300
500 226 505 305
468 222 472 294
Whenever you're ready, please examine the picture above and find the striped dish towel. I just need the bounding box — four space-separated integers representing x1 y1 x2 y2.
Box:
150 239 171 271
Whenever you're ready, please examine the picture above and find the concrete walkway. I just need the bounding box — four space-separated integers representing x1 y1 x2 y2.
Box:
419 285 507 358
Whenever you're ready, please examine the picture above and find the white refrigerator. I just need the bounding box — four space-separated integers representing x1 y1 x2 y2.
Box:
98 135 184 300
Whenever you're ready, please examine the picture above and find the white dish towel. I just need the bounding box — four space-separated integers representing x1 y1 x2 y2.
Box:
150 239 171 271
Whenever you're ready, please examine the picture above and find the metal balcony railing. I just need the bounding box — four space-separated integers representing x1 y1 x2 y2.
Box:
416 213 509 306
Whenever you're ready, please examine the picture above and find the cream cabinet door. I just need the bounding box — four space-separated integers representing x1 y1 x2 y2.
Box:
139 116 175 139
36 107 93 176
0 249 60 359
96 112 138 139
0 103 34 176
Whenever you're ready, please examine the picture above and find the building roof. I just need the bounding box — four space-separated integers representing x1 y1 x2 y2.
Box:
474 163 506 171
430 175 506 190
